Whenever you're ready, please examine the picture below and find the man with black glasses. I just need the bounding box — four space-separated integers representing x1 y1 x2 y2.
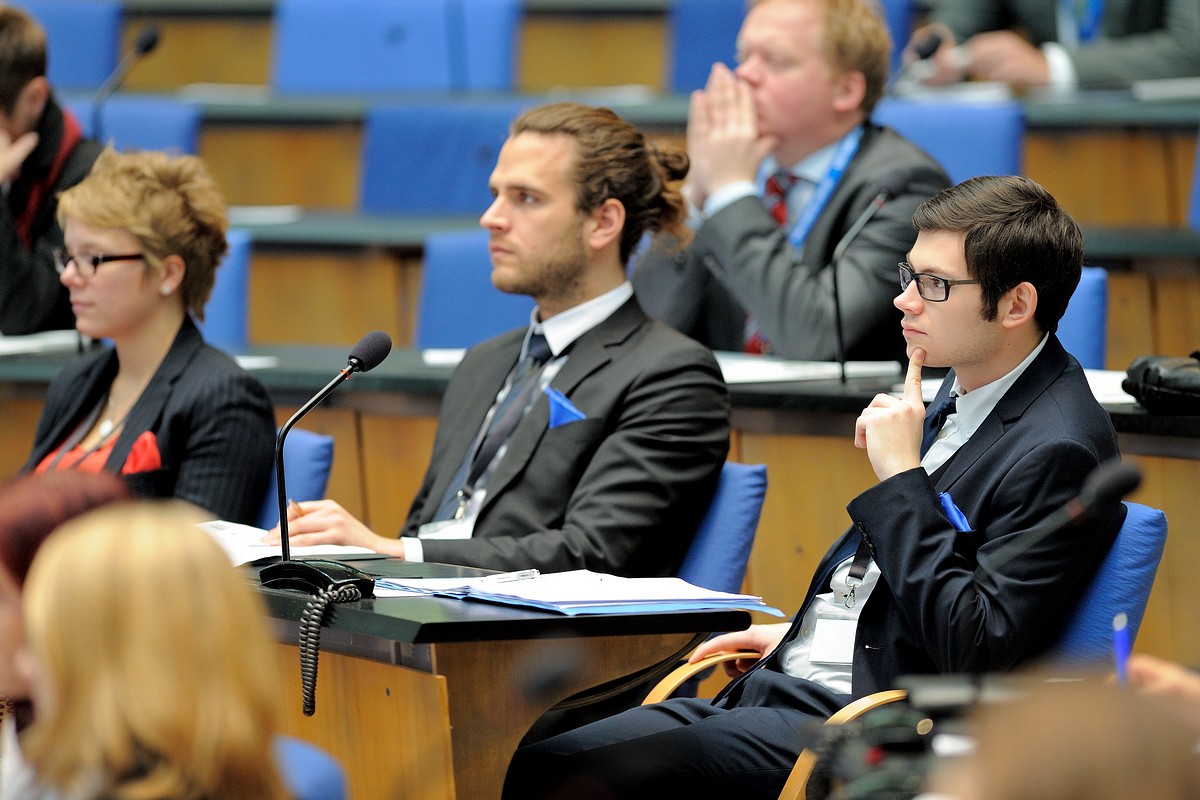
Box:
505 175 1125 799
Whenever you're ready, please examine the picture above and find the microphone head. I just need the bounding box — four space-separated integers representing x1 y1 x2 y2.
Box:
913 31 943 61
346 330 392 373
1079 459 1142 512
134 26 161 55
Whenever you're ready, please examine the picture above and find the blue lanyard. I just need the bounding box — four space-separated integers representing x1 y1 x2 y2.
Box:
758 126 864 257
1060 0 1105 45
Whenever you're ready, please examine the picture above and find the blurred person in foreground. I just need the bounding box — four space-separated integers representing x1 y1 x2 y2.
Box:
21 148 274 524
16 503 291 800
0 471 130 799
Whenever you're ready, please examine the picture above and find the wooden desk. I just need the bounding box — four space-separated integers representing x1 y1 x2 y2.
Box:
259 561 750 800
2 349 1198 664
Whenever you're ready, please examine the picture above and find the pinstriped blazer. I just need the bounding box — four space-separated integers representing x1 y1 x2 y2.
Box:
24 317 275 524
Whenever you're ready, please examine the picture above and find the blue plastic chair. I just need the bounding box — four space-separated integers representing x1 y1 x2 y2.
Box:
873 98 1025 184
63 95 202 154
272 0 520 94
1051 501 1168 665
14 0 121 91
1057 266 1108 370
360 100 527 216
678 462 768 594
417 229 535 349
275 736 347 800
197 228 251 353
256 429 335 530
666 0 743 93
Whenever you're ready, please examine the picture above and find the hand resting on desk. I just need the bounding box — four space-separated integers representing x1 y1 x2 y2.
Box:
262 499 407 559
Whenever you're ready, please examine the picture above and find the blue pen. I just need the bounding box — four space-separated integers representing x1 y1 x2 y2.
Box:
1112 612 1130 685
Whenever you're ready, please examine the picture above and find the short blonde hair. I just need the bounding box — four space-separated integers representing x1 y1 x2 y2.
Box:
20 504 290 800
56 148 229 321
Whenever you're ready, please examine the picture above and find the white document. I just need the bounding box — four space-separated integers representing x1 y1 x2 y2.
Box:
0 329 82 356
198 519 376 566
715 352 901 384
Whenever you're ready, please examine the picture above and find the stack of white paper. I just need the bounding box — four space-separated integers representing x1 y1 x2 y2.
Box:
376 569 785 616
199 520 377 566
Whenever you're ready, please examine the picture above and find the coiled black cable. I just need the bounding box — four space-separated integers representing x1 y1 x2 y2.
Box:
297 583 363 716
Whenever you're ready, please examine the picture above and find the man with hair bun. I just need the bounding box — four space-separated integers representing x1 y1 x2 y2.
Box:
271 102 731 577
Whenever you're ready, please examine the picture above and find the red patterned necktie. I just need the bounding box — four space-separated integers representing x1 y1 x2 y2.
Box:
745 170 798 353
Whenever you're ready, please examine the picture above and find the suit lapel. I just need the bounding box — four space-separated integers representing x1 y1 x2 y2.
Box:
479 298 646 514
933 336 1070 493
103 319 204 471
29 353 115 467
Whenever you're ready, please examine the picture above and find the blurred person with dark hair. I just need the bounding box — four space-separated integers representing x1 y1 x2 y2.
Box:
0 471 129 799
22 149 274 524
0 5 102 334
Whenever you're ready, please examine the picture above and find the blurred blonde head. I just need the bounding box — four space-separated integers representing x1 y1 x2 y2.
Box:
56 148 229 321
20 503 289 800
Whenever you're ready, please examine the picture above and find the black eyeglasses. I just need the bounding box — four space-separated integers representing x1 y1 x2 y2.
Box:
898 262 980 302
53 249 146 278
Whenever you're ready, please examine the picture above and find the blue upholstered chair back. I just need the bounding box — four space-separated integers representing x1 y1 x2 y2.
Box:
1189 128 1200 232
1057 266 1108 370
878 0 915 75
272 0 520 93
63 95 202 154
256 429 335 529
666 0 743 93
15 0 121 90
417 229 534 349
275 736 347 800
872 98 1024 184
678 462 768 593
361 100 527 215
197 228 251 353
1051 501 1168 665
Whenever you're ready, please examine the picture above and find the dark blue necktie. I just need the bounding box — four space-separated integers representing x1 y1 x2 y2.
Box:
921 396 957 456
433 333 552 521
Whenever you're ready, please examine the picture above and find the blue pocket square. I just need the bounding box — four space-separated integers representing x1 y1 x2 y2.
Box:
939 492 973 533
545 387 586 428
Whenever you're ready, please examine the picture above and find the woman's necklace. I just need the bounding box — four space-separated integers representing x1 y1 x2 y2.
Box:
96 394 129 442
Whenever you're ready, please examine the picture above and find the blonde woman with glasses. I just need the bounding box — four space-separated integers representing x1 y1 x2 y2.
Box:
21 148 274 524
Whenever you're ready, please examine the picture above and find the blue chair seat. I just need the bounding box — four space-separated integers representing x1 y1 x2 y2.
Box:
257 429 334 529
678 462 768 594
1051 501 1168 665
275 736 346 800
1057 266 1108 370
873 98 1024 184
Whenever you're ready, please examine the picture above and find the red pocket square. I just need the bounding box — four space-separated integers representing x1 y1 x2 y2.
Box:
121 431 162 474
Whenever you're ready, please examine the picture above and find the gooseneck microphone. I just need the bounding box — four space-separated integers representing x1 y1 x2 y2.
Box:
828 168 921 382
92 25 160 142
260 331 391 599
981 458 1142 576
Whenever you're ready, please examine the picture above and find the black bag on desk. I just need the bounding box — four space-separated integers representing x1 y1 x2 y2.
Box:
1122 352 1200 415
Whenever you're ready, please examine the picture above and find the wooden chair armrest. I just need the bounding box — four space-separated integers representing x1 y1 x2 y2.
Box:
640 651 762 705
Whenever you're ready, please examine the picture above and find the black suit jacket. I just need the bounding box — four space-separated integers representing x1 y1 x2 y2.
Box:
406 297 731 576
723 336 1123 707
25 317 276 524
632 124 950 361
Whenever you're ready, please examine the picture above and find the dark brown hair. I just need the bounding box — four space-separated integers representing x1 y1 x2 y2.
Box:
0 6 46 115
511 102 691 265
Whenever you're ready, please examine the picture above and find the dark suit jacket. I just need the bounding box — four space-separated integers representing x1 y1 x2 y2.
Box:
25 317 276 524
0 96 102 335
724 336 1123 707
405 297 731 576
932 0 1200 85
632 124 950 362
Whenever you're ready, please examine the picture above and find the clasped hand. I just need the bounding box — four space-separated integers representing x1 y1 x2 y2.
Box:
685 63 776 208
